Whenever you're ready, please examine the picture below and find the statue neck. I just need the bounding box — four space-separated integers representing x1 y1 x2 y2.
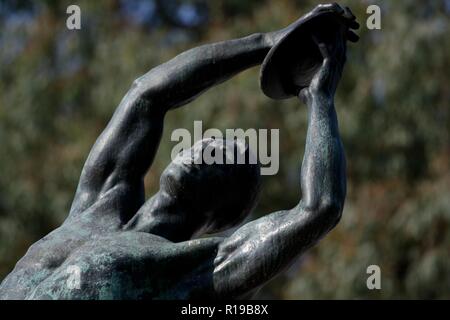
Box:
125 191 198 242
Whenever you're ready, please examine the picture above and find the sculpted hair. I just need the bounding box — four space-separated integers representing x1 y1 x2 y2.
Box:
164 138 261 233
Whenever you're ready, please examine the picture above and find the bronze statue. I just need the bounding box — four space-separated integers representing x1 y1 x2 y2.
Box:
0 3 359 299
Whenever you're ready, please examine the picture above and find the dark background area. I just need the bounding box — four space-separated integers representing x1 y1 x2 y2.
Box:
0 0 449 299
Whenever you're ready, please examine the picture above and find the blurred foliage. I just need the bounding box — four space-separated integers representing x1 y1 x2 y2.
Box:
0 0 449 299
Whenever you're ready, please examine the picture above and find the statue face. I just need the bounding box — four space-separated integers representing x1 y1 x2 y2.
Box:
159 138 261 235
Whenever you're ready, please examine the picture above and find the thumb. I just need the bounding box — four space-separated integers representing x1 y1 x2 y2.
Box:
298 87 311 104
310 57 333 93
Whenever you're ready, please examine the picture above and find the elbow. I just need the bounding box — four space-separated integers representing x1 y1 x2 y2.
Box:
131 73 160 99
129 72 170 112
130 65 170 99
304 196 344 229
318 198 344 228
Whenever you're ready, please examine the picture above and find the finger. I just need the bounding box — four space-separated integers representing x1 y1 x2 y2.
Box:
298 88 311 104
348 19 360 30
343 6 356 21
340 6 359 30
330 2 345 15
316 3 345 15
347 30 360 43
337 16 359 33
311 56 334 93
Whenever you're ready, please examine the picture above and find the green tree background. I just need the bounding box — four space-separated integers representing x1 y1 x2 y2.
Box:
0 0 449 299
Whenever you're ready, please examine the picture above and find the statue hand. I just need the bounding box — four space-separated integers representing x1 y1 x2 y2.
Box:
299 36 345 104
298 5 359 103
265 3 359 47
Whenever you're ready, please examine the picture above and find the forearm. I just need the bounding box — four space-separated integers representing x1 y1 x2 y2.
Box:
133 32 272 110
300 93 346 216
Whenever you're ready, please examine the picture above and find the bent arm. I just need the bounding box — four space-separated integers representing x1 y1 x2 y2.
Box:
213 55 347 298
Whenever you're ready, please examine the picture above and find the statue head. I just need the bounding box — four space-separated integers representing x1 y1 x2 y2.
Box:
157 138 261 238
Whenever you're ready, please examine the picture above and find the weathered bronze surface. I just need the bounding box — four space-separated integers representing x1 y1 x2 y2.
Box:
0 3 358 300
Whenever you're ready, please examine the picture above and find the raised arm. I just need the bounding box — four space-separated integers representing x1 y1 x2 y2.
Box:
213 19 353 298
